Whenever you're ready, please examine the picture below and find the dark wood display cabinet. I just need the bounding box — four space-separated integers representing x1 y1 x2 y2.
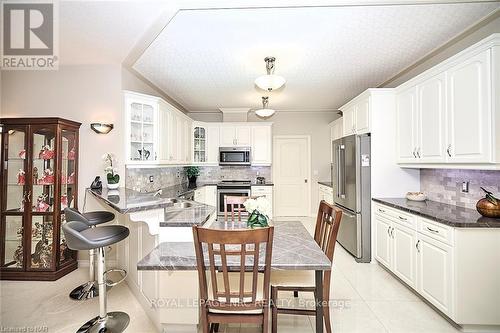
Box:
0 118 81 280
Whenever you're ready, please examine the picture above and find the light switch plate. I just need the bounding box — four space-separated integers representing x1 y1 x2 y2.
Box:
462 181 469 193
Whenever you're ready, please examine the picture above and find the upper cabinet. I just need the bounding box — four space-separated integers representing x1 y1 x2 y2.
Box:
192 122 220 165
395 34 499 169
341 95 371 137
251 125 272 166
220 125 251 147
125 92 160 164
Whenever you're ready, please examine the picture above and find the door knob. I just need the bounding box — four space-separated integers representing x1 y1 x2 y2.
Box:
304 179 308 183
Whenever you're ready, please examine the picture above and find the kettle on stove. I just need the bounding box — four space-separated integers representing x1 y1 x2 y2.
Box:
256 177 266 185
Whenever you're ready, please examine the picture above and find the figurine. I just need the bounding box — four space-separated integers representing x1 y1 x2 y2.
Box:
32 167 39 185
60 239 68 262
61 195 68 210
39 145 55 160
13 245 23 268
17 169 25 185
68 147 76 160
32 239 52 269
67 172 75 185
34 194 50 212
18 149 26 159
38 168 54 185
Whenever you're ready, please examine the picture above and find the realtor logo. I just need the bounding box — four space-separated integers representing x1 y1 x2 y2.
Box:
1 1 58 70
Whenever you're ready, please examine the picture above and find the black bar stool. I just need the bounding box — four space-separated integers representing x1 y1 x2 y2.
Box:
64 208 115 300
63 220 130 333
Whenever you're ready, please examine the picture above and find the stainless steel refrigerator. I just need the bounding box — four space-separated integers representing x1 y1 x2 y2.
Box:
331 134 371 263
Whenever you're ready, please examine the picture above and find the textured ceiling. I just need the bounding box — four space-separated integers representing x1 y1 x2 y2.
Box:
59 1 166 65
133 3 500 111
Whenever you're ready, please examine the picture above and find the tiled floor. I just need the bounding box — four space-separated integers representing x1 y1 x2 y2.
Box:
0 217 460 333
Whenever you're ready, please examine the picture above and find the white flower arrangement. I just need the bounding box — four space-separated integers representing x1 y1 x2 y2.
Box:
102 153 120 184
243 196 271 217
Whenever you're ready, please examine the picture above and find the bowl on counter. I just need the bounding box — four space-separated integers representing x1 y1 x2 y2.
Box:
406 192 427 202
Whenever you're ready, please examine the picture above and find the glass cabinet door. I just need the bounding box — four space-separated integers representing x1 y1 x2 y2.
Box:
59 128 77 266
1 126 28 269
129 100 156 162
29 125 56 271
193 126 206 162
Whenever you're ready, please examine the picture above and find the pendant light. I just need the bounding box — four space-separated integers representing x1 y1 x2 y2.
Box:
255 97 275 118
254 57 286 91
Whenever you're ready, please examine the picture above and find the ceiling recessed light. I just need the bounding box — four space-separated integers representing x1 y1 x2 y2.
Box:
254 57 286 91
255 97 275 118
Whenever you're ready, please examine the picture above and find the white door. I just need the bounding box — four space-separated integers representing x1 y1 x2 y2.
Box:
251 126 272 165
392 223 417 289
273 136 310 216
207 126 220 164
342 106 356 136
220 126 236 146
446 49 491 163
396 86 418 163
418 74 446 163
374 215 392 268
417 235 453 316
235 126 251 146
355 97 370 134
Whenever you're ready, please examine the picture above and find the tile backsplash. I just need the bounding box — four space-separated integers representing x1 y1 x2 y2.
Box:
420 169 500 209
126 166 271 192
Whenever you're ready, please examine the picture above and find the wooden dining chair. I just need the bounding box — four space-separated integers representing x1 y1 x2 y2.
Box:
270 200 342 333
223 195 249 222
192 225 275 333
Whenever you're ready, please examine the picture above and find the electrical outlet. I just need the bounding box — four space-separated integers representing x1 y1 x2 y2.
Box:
462 181 469 193
149 175 154 183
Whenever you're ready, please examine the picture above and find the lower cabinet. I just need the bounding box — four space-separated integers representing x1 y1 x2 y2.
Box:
194 185 217 207
373 201 500 330
251 186 273 218
318 184 334 206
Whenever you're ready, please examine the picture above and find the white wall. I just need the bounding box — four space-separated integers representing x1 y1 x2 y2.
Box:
189 111 338 213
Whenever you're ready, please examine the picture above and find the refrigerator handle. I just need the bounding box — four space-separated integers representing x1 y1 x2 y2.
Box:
336 145 341 198
339 144 346 199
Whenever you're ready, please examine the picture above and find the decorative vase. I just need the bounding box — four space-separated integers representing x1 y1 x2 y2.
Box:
188 176 197 187
107 182 119 190
247 210 269 228
476 198 500 218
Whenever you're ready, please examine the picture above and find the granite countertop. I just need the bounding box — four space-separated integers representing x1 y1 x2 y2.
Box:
161 205 216 227
137 221 331 271
318 181 333 188
372 198 500 228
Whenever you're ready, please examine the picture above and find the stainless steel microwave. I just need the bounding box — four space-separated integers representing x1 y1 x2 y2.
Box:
219 147 251 166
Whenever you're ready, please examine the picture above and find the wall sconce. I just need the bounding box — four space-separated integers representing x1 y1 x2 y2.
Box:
90 123 114 134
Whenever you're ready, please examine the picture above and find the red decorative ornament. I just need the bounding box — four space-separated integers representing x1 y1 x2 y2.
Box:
68 147 76 160
18 150 26 159
39 145 55 160
17 169 25 185
38 169 54 185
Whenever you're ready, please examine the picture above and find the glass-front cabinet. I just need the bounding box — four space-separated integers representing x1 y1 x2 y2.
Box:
124 91 159 163
0 118 80 280
193 126 207 163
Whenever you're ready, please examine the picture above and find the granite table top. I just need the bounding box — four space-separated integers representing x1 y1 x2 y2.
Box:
372 198 500 228
137 221 332 271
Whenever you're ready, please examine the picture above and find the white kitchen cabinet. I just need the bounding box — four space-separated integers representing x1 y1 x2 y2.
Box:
396 86 418 163
355 96 370 134
330 118 343 142
194 185 217 208
374 214 392 268
342 105 356 136
417 234 453 315
251 186 273 218
392 222 417 289
220 126 251 147
124 91 160 164
318 184 333 206
251 125 272 165
395 35 499 169
418 73 446 163
207 126 220 164
446 49 491 163
192 123 220 165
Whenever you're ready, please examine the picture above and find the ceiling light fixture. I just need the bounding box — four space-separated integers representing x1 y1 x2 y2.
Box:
254 57 286 91
90 123 114 134
255 97 275 118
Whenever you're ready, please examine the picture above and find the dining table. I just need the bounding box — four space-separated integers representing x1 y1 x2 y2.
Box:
137 220 333 333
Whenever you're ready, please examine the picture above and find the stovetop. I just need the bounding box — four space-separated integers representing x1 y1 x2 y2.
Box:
217 180 251 187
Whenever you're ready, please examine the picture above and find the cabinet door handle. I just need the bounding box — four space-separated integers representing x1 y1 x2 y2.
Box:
387 226 391 237
390 227 394 238
398 216 408 221
412 148 417 158
416 147 421 158
378 208 385 213
416 240 420 252
446 145 452 157
426 227 439 234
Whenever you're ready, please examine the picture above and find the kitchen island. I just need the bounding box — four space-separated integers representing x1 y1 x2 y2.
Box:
88 187 330 333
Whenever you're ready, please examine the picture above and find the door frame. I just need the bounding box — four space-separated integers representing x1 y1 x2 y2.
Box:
272 135 312 217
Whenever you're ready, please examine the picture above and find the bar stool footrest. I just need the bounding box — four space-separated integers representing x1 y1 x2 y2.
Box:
105 269 127 287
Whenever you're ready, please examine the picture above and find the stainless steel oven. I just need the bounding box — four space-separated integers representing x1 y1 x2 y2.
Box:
219 147 251 166
217 180 251 215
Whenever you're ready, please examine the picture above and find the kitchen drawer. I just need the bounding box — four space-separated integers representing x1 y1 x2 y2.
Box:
251 186 273 195
373 203 416 229
319 184 333 193
418 217 453 246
